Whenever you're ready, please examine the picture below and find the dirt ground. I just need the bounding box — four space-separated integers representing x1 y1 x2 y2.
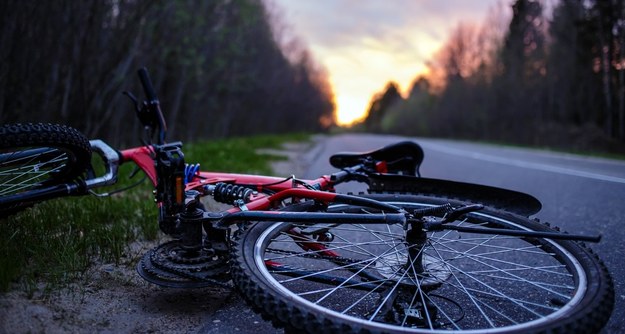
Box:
0 139 319 334
0 241 235 334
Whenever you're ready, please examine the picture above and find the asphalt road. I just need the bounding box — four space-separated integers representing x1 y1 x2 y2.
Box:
201 133 625 333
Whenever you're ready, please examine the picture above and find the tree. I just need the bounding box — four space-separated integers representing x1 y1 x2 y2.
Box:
547 0 625 139
364 82 402 132
376 0 625 153
381 77 436 136
499 0 547 132
547 0 600 125
0 0 336 146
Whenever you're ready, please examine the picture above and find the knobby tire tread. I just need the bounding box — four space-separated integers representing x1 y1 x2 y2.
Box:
0 122 91 217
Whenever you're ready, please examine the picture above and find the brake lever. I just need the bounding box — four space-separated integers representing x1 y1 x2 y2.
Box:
420 204 483 231
124 90 157 142
442 204 484 224
123 91 140 113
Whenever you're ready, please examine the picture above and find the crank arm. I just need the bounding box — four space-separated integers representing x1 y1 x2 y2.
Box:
441 225 601 242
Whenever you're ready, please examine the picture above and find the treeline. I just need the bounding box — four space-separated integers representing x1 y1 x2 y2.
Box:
0 0 335 146
366 0 625 154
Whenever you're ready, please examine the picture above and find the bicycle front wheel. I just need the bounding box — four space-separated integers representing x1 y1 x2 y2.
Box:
0 123 91 217
231 194 613 333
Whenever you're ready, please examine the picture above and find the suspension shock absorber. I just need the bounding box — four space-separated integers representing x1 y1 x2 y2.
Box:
207 183 254 205
180 190 204 253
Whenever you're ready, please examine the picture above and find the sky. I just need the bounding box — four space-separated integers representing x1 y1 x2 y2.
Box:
269 0 506 125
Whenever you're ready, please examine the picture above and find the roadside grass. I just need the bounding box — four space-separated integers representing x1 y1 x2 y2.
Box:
0 133 309 294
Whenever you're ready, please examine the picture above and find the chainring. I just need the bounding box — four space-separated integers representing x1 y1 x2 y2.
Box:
137 240 231 288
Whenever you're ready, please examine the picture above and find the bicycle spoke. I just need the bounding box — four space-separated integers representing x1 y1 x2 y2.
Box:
428 241 562 322
0 149 70 196
429 239 573 297
233 189 613 333
314 242 404 305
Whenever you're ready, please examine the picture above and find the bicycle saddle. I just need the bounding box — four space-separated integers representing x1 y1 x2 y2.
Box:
329 141 424 176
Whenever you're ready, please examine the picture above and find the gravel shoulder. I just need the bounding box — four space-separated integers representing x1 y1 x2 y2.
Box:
0 137 323 334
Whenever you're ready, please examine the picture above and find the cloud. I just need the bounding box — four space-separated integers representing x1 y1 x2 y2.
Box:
268 0 504 124
273 0 498 47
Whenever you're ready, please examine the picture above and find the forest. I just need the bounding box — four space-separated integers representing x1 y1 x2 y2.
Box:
0 0 335 146
364 0 625 154
3 0 624 154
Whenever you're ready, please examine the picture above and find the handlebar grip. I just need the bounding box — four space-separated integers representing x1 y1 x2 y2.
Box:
330 164 365 183
138 67 158 102
330 170 350 183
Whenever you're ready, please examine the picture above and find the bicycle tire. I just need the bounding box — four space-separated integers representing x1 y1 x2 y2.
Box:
231 194 613 333
0 123 92 217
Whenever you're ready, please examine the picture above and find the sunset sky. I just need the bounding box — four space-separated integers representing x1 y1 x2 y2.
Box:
270 0 506 125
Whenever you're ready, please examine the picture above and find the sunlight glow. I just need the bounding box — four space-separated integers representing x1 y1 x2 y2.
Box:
324 42 434 126
334 95 369 125
271 0 502 126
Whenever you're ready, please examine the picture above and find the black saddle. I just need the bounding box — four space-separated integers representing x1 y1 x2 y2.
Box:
329 141 424 176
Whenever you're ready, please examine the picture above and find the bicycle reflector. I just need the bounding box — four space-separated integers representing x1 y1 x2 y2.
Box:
175 174 184 205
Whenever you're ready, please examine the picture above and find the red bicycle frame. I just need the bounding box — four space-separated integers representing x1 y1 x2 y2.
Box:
120 145 339 214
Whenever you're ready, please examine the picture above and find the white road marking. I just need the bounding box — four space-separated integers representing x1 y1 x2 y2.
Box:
423 143 625 184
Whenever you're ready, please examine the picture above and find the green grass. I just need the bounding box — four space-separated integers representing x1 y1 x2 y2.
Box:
0 133 309 293
184 133 309 174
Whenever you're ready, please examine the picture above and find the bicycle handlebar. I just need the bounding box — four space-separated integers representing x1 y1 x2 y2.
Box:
138 67 158 103
85 140 120 188
136 67 167 144
330 164 365 183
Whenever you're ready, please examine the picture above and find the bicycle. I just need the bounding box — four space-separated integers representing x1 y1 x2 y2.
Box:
0 68 614 333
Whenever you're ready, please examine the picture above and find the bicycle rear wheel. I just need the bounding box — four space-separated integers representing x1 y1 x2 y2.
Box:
231 194 613 333
0 123 91 217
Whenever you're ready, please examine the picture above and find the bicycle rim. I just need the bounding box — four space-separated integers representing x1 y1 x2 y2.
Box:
234 196 611 333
